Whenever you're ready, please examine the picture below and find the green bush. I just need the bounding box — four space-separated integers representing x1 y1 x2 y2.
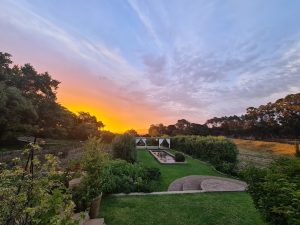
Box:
242 158 300 225
101 160 160 193
174 152 185 162
112 133 136 163
0 144 78 225
73 137 109 211
144 167 161 180
73 138 160 209
172 136 238 173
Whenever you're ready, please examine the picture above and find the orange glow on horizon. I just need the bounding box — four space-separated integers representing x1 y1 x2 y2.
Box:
57 91 150 134
61 102 149 134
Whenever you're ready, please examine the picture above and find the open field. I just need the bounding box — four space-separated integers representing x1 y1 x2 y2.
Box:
0 139 84 164
233 139 295 168
137 149 222 191
100 192 266 225
233 139 296 156
0 139 83 152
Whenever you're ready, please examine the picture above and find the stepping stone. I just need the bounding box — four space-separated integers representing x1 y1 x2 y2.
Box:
85 218 106 225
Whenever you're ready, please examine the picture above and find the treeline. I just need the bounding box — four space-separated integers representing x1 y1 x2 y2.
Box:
148 93 300 139
0 52 106 143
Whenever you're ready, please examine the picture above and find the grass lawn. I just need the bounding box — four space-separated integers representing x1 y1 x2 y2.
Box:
100 192 266 225
99 149 265 225
137 149 222 191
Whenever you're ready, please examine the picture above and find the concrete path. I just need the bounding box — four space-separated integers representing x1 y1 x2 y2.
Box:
168 175 247 192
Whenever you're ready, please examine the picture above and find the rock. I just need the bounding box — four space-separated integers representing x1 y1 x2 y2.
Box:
69 177 83 189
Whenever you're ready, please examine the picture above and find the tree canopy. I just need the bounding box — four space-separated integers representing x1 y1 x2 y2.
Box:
0 52 104 143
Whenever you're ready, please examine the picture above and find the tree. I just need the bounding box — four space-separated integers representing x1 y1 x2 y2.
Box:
71 112 104 140
0 52 105 142
148 124 167 137
112 133 136 163
148 124 160 137
166 125 176 136
125 129 138 136
175 119 191 133
0 52 12 81
0 83 38 142
100 130 116 144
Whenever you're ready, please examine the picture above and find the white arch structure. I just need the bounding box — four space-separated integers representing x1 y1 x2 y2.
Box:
135 137 171 150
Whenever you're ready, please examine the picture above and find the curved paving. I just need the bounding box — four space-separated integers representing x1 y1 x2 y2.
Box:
168 175 247 192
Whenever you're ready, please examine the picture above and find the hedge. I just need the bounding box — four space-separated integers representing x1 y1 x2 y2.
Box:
241 158 300 225
172 136 238 173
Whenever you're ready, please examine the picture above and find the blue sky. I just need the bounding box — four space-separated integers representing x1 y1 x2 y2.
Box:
0 0 300 132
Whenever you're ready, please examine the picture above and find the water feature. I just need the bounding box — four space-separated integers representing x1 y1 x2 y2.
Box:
149 150 185 164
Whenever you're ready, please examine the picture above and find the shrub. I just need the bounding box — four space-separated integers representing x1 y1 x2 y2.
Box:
73 137 109 211
112 133 136 163
172 136 238 173
144 167 161 180
101 160 160 193
242 158 300 225
174 152 185 162
0 144 78 225
74 138 160 208
146 138 159 146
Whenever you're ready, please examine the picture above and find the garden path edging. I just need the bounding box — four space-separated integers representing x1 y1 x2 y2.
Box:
110 189 245 197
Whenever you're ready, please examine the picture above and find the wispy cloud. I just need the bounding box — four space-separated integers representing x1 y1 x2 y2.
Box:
127 0 163 50
0 0 300 129
0 0 146 86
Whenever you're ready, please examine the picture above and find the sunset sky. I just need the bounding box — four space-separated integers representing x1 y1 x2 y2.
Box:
1 0 300 133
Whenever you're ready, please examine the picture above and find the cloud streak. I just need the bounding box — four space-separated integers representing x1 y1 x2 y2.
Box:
0 0 300 131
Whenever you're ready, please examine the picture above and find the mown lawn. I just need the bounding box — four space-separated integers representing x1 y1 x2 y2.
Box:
137 149 222 191
100 192 266 225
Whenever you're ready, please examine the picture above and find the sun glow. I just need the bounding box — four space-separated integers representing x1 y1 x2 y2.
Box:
58 96 149 134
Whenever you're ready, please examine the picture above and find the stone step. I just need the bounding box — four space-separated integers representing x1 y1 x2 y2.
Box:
72 212 89 225
84 218 106 225
182 181 201 191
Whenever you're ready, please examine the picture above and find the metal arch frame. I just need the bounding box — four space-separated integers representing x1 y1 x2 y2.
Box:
135 137 171 150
